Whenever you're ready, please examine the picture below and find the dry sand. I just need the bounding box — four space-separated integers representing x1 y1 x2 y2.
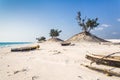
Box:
0 41 120 80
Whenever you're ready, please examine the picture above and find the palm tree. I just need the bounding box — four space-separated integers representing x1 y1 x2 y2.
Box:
76 11 99 33
49 29 62 38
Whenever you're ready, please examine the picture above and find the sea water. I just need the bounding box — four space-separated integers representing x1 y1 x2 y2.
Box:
0 42 32 47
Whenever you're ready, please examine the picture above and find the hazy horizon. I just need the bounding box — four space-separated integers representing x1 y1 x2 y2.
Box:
0 0 120 42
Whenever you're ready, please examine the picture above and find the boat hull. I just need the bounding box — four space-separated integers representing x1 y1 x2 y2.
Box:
11 45 40 52
86 54 120 67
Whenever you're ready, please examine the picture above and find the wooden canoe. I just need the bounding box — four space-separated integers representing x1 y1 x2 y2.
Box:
11 45 40 52
86 54 120 67
61 42 71 46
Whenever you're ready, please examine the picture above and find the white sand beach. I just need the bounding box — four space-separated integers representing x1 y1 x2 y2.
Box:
0 41 120 80
1 0 120 80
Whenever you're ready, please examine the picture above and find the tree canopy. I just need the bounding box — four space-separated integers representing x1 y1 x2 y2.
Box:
76 11 99 32
36 36 46 41
49 29 62 38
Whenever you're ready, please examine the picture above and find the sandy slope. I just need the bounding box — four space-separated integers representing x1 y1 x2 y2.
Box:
0 42 120 80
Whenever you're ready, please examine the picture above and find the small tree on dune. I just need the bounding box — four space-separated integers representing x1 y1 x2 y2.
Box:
36 36 46 41
76 11 99 33
49 29 62 38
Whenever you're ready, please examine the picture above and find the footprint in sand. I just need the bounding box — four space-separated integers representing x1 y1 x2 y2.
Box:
53 51 61 55
32 76 39 80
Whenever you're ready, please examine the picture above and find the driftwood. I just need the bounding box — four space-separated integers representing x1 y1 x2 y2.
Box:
86 54 120 67
14 68 28 74
11 45 40 52
81 64 120 77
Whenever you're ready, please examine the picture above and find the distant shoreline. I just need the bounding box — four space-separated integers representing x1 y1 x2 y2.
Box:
0 42 32 47
105 39 120 43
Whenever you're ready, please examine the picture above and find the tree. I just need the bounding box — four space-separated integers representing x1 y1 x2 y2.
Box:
36 36 46 41
49 29 62 38
76 11 99 32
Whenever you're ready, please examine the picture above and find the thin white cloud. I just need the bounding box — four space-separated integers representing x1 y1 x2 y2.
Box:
112 32 118 35
101 24 111 27
95 23 110 31
117 18 120 22
95 27 104 31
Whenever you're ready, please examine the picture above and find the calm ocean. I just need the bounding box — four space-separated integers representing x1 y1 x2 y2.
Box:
0 42 32 47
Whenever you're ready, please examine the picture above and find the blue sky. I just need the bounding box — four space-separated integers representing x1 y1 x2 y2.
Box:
0 0 120 42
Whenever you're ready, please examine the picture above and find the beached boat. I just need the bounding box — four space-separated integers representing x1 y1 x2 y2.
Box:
86 54 120 67
11 45 40 52
61 42 71 46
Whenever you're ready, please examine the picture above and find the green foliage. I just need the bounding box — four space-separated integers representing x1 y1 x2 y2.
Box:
49 29 62 38
36 36 46 41
76 11 99 32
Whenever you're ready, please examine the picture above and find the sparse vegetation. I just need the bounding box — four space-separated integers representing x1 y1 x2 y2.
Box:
36 36 46 42
49 29 62 38
76 11 99 32
66 12 107 42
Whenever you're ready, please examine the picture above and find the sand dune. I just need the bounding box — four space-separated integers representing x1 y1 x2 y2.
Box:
67 32 107 43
